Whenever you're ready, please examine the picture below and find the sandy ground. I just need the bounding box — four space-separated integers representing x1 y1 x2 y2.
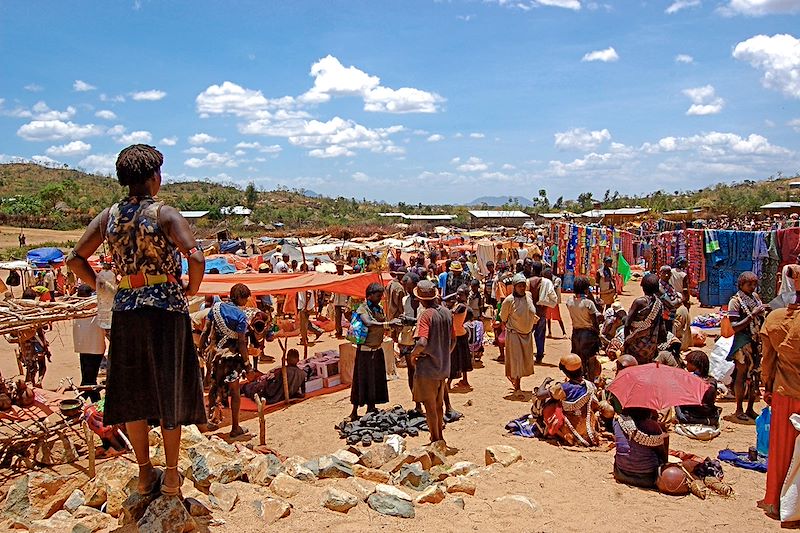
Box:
0 280 783 533
0 225 84 251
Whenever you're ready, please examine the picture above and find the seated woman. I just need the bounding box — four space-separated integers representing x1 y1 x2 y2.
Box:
565 276 602 381
675 350 721 427
241 349 306 404
600 301 626 353
533 354 602 447
613 407 669 488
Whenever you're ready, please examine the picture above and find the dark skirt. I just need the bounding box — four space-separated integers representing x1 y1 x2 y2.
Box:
571 328 600 361
350 347 389 407
449 334 473 379
104 308 207 429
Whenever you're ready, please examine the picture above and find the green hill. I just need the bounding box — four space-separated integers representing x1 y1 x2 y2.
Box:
1 163 797 233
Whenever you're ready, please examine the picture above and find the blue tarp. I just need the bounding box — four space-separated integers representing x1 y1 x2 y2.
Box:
181 256 237 275
219 240 245 254
27 247 65 267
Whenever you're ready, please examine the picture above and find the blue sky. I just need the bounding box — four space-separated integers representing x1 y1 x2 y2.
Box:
1 0 799 204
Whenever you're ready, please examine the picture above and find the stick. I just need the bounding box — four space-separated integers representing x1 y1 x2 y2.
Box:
255 394 266 446
83 421 95 478
278 338 290 407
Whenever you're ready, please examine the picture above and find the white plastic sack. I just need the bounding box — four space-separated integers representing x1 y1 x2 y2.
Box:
709 335 735 386
780 414 800 522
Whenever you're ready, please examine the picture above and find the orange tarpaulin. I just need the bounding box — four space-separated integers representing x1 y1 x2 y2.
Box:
194 271 391 298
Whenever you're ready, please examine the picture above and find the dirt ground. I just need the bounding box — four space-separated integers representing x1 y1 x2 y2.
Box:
0 225 85 251
0 279 783 533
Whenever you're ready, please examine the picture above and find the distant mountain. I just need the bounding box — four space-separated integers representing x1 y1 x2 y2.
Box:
466 195 534 207
301 189 322 198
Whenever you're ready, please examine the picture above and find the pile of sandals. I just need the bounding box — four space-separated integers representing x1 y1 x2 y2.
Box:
335 405 431 446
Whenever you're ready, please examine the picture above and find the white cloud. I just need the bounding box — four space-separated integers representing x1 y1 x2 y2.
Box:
116 130 153 144
675 54 695 64
789 118 800 131
502 163 517 170
94 109 117 120
427 134 445 142
130 89 167 101
100 93 125 103
188 132 224 145
549 149 635 177
196 81 278 118
456 156 489 172
683 84 725 115
733 34 800 99
554 127 611 150
183 147 208 155
309 146 355 158
641 131 791 155
469 132 485 139
537 0 582 8
235 141 282 153
160 136 178 146
457 14 475 21
106 124 126 136
491 0 582 9
79 153 117 174
300 55 444 113
581 47 619 62
724 0 800 16
5 101 77 121
184 152 237 168
352 171 370 182
45 141 91 157
17 120 104 141
31 155 60 166
666 0 700 14
24 84 43 92
73 79 96 92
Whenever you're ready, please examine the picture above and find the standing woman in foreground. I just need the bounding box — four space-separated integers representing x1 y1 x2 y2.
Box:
67 144 206 497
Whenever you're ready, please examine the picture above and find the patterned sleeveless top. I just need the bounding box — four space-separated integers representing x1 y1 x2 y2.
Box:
105 196 188 313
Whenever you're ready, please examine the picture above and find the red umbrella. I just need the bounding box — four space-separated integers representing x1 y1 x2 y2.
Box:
608 363 709 411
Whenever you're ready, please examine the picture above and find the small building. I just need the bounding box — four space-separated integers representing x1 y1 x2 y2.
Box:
220 206 253 216
468 210 530 227
661 207 707 221
578 207 649 225
180 210 210 222
761 201 800 216
378 212 458 223
534 211 578 223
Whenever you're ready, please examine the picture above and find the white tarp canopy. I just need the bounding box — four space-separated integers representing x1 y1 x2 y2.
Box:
0 261 32 271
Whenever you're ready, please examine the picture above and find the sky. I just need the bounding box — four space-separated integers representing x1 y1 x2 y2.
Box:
1 0 799 205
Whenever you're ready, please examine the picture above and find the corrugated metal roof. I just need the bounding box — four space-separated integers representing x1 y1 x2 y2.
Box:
180 210 210 218
761 202 800 209
220 206 252 216
378 212 457 220
468 210 530 218
580 207 649 217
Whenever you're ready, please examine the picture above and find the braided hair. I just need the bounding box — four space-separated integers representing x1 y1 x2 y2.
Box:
116 144 163 186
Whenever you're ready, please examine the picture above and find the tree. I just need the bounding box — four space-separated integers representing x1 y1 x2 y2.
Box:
245 182 258 210
577 192 595 211
553 196 564 210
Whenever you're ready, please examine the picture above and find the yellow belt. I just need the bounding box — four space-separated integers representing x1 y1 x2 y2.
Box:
117 273 178 289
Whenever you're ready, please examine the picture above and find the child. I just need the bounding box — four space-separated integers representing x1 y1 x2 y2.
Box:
543 268 566 338
465 308 485 363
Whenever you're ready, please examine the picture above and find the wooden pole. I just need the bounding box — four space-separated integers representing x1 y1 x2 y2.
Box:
254 394 266 446
83 421 96 479
278 338 290 407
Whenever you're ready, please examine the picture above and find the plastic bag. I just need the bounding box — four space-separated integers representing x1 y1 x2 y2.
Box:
756 406 771 457
709 335 735 385
346 312 367 345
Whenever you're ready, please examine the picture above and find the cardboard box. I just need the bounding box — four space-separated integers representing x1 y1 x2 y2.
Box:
323 374 341 388
312 360 340 379
306 377 324 393
339 343 356 384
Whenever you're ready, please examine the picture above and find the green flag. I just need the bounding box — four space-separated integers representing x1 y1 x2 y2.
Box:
617 252 631 285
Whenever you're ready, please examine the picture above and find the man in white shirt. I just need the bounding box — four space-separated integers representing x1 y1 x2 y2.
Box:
275 253 290 274
73 284 106 402
297 290 323 346
517 241 528 262
526 260 557 363
43 265 56 293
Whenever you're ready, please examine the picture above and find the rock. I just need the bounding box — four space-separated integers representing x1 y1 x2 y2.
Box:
405 448 433 471
184 497 211 517
302 457 320 477
429 466 450 482
137 495 197 533
63 489 85 514
284 456 316 481
381 452 411 474
33 436 78 466
385 434 406 455
449 496 466 510
83 460 138 516
348 478 377 501
396 462 431 491
447 461 478 477
244 453 284 487
180 425 206 449
352 464 390 484
120 488 160 525
425 440 448 467
269 473 302 499
467 463 505 478
148 427 163 447
444 476 476 496
255 497 291 524
485 445 522 467
29 510 78 532
332 449 360 466
493 495 540 515
366 484 414 518
317 455 353 479
187 439 246 490
415 484 446 504
209 482 238 512
72 506 118 532
357 443 399 469
321 487 359 513
3 472 87 524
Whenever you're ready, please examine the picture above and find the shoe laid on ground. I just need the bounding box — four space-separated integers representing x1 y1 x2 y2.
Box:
444 410 464 423
361 434 372 447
